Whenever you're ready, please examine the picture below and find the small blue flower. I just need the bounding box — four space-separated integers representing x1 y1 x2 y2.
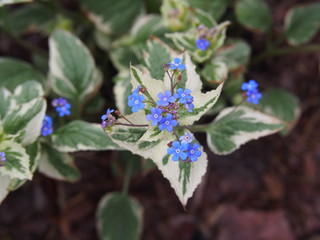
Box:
184 96 194 112
56 103 71 117
146 107 163 126
157 91 175 107
41 115 53 136
101 108 114 121
179 132 194 144
168 58 186 70
52 97 71 117
0 152 6 163
187 143 202 162
241 80 258 92
128 92 145 112
196 38 210 51
167 141 188 161
174 88 192 104
246 90 262 104
159 113 177 132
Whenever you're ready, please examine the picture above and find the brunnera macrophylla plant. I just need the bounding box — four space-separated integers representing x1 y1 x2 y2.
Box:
101 45 286 205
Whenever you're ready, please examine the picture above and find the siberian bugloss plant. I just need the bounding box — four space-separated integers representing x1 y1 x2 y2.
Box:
0 0 311 239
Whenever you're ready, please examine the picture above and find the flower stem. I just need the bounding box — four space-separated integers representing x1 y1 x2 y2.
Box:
116 122 149 127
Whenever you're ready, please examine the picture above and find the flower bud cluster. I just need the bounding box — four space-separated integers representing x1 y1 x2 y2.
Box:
195 24 218 51
52 97 71 117
167 132 202 162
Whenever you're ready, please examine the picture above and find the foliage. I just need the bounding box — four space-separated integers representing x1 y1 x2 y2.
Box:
0 0 313 238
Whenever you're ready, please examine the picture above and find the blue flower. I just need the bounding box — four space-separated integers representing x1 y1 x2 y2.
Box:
174 88 192 104
179 132 194 144
167 141 188 161
187 143 202 162
157 91 175 107
168 58 186 70
128 92 145 112
52 97 71 117
184 96 194 112
56 103 71 117
0 152 6 164
101 108 114 121
196 38 210 51
246 90 262 104
41 115 53 136
146 107 163 126
159 113 177 132
241 80 258 92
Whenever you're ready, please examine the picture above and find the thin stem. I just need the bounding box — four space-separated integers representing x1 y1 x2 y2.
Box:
119 115 134 125
173 129 179 140
189 124 210 133
122 158 133 195
116 122 149 127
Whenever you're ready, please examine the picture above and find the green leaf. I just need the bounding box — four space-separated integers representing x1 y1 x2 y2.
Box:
0 57 45 91
204 106 285 155
7 2 55 34
0 140 32 180
8 141 41 191
38 143 80 182
202 60 228 84
284 3 320 46
49 30 102 103
110 46 140 72
13 80 44 104
0 0 32 7
259 89 300 134
80 0 144 36
3 97 46 146
108 112 208 206
235 0 272 33
52 120 120 152
97 192 143 240
217 40 251 70
144 37 177 80
186 0 228 20
130 14 166 43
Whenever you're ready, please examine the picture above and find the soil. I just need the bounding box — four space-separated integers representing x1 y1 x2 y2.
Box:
0 1 319 239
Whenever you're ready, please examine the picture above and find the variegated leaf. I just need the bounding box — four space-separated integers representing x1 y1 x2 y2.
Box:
108 112 208 206
39 143 80 182
0 87 15 120
52 120 120 152
3 97 46 146
14 80 44 104
203 106 285 155
0 0 32 6
0 57 45 91
49 30 102 103
0 140 32 180
8 141 41 191
0 175 10 204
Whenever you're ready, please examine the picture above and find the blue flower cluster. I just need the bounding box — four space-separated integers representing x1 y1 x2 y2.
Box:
145 88 194 132
101 108 116 128
41 115 53 136
241 80 262 104
196 38 210 51
128 86 145 113
167 133 202 162
0 152 6 165
52 97 71 117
